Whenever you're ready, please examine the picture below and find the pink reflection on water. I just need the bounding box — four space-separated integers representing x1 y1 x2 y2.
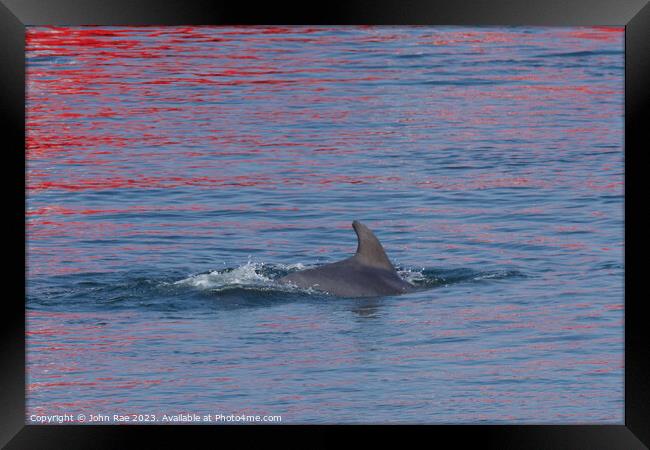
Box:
25 26 623 422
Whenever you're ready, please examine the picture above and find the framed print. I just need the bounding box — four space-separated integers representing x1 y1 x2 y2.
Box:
1 0 648 448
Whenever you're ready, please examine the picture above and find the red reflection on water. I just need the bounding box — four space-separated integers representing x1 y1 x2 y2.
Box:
25 26 623 422
27 204 210 217
565 27 624 41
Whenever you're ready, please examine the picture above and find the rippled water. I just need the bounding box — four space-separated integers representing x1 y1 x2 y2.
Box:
26 26 624 424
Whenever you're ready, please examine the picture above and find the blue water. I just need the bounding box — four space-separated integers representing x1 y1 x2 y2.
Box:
26 26 624 424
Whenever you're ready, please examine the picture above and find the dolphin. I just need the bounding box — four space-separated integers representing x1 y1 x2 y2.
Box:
278 220 415 297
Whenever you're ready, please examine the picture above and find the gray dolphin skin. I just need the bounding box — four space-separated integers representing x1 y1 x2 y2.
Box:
278 220 415 297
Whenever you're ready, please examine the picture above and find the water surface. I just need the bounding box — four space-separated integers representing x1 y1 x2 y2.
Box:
26 26 624 424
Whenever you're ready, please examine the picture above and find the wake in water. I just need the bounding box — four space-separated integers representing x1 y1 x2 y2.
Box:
26 260 526 311
173 261 313 293
174 260 525 294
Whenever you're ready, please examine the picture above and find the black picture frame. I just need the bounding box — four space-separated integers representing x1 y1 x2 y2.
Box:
1 0 648 448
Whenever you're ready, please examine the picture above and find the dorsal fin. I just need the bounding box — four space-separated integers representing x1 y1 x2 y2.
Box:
352 220 395 271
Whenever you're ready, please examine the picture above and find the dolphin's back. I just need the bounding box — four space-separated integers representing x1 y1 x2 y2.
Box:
279 221 414 297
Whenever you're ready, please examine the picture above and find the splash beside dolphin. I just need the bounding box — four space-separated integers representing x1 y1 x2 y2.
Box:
278 221 415 297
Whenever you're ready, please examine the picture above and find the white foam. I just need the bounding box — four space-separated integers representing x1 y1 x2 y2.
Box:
398 267 427 284
173 260 319 292
175 261 272 290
